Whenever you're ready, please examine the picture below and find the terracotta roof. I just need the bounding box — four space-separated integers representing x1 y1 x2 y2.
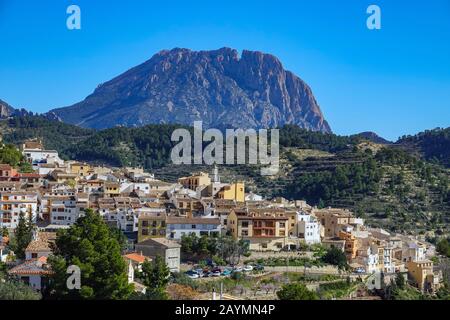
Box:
8 256 53 276
123 253 149 264
25 232 56 252
0 164 13 170
23 141 43 149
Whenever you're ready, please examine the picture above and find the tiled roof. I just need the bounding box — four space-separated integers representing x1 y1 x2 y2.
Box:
0 164 13 170
25 232 56 252
123 253 149 264
8 257 53 276
138 237 181 248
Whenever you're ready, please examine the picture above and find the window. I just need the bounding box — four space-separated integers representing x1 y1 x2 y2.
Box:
241 230 248 236
242 221 249 228
142 229 149 236
191 224 197 229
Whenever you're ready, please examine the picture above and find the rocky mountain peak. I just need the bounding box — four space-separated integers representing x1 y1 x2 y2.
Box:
50 48 331 132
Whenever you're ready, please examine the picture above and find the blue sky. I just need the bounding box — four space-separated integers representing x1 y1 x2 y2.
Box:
0 0 449 141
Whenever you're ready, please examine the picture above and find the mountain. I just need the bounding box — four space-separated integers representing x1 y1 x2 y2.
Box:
354 132 392 144
396 127 450 168
0 99 15 118
0 98 61 121
50 48 331 132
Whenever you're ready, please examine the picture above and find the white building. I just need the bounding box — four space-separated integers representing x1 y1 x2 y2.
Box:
166 217 221 240
296 212 321 244
135 238 181 272
22 144 64 169
0 192 38 229
8 256 52 292
98 197 144 232
49 195 88 226
356 243 380 274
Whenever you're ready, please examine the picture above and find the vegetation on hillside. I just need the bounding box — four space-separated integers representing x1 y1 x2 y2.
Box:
2 116 94 155
397 127 450 168
1 115 449 236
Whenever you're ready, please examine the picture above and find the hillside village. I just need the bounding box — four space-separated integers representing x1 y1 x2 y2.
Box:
0 139 446 299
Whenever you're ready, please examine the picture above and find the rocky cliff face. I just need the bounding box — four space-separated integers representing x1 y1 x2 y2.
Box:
50 48 331 132
0 99 15 118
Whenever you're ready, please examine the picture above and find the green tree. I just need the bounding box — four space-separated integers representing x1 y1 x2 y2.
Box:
0 144 23 167
0 280 42 300
436 238 450 257
11 211 33 260
47 209 133 300
321 247 349 271
394 272 406 289
0 261 7 279
140 255 170 300
276 283 318 300
19 161 34 173
1 226 8 237
181 233 197 254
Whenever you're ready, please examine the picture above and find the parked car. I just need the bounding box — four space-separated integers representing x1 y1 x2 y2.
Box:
233 266 243 272
354 267 365 274
211 270 222 277
186 271 199 279
243 265 253 272
254 264 265 271
221 268 233 276
193 269 205 277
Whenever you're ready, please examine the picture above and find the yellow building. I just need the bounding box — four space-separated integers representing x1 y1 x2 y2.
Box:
70 162 91 178
228 209 289 251
216 182 245 203
104 182 120 198
178 172 211 191
137 212 167 243
406 260 441 293
338 231 358 259
313 208 354 238
50 170 78 184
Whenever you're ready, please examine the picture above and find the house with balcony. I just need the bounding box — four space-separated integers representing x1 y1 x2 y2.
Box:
0 191 38 229
228 209 289 251
137 211 167 242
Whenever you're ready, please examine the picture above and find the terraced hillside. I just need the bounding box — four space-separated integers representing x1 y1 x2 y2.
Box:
1 116 448 237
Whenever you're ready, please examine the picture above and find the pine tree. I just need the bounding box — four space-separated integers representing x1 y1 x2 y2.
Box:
140 255 170 300
13 211 33 260
47 209 133 300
